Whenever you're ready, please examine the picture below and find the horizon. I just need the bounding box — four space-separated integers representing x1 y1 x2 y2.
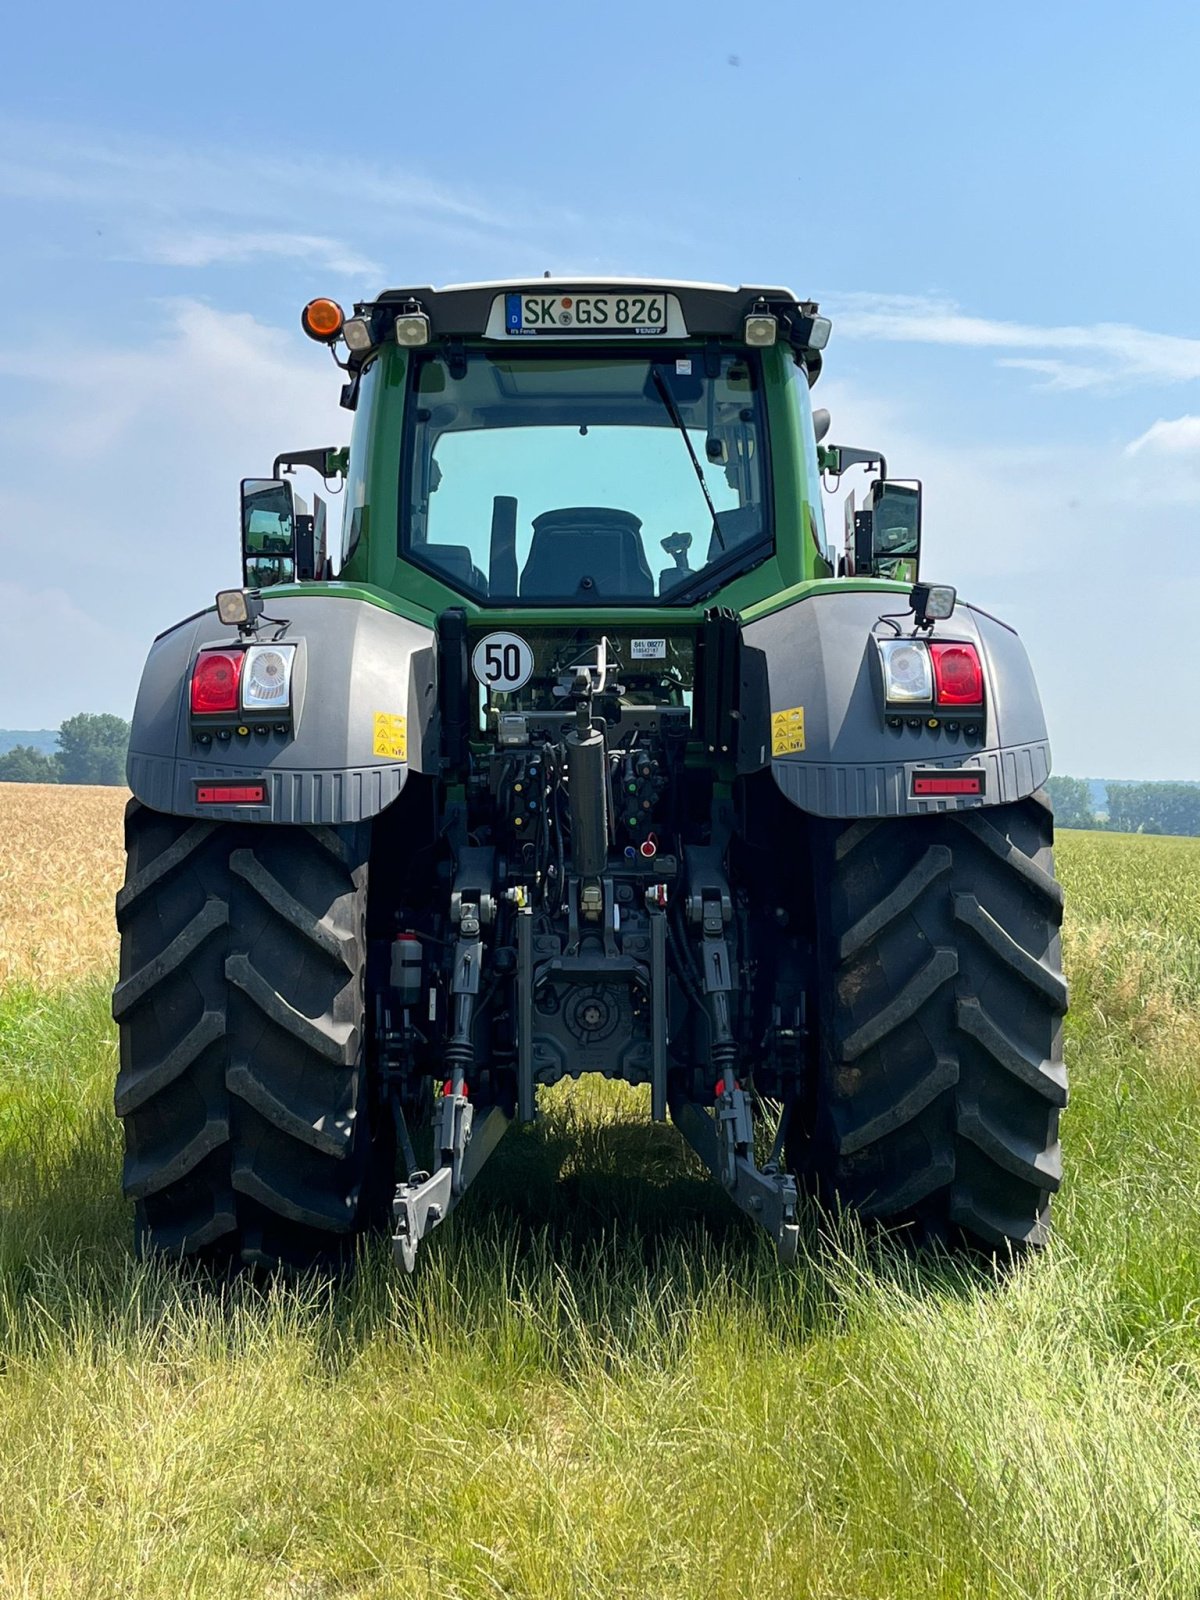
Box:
2 723 1195 791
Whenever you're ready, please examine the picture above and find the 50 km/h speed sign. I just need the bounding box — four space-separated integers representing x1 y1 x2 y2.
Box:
471 632 534 693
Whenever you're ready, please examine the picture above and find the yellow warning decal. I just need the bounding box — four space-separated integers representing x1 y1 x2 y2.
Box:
771 705 806 756
373 712 408 762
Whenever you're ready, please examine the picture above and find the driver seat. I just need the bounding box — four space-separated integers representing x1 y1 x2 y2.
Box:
520 507 654 599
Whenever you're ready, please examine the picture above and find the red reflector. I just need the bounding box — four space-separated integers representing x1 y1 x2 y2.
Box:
913 774 984 796
191 649 244 714
196 784 266 804
929 642 984 706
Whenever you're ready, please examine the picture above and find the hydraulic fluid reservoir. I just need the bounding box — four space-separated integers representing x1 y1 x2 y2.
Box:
565 722 610 877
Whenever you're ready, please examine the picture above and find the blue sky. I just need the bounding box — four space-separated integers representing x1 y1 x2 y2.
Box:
1 0 1198 778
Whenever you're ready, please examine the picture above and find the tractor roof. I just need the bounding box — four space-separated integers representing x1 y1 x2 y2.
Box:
362 277 816 340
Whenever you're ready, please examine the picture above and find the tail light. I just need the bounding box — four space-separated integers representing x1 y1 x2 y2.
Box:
191 650 244 714
190 643 296 716
878 637 986 710
929 642 984 706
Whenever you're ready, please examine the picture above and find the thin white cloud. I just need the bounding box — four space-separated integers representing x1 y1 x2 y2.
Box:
0 119 503 225
142 231 382 277
1126 415 1200 457
0 297 340 463
829 292 1200 391
995 357 1114 392
0 116 590 271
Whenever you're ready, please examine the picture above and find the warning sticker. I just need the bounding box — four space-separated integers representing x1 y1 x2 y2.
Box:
771 705 806 756
373 712 408 762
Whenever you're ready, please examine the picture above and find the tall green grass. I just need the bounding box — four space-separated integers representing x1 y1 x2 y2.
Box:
0 831 1198 1598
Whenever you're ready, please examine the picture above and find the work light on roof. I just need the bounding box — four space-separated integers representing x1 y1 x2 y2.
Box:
394 312 431 348
807 315 832 350
744 312 778 347
342 316 373 353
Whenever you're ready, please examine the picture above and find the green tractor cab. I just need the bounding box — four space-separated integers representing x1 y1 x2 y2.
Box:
114 278 1065 1272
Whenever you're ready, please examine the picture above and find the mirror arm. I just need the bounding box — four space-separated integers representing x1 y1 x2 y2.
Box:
821 444 889 481
272 446 346 481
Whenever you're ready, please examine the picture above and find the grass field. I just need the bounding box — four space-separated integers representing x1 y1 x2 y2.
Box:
1 786 1199 1598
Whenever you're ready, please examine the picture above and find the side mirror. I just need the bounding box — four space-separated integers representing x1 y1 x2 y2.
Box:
240 478 296 588
866 479 922 581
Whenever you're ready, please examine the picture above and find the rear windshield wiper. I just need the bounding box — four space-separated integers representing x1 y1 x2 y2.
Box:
650 367 726 551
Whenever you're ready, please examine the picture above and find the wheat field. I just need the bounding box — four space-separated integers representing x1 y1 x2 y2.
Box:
1 790 1199 1597
0 783 128 986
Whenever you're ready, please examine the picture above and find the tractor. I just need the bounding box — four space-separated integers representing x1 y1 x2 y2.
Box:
113 278 1066 1271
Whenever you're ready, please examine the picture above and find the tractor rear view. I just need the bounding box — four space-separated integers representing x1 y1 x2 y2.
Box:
113 279 1066 1271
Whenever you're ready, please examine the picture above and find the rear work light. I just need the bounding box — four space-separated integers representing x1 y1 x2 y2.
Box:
191 649 244 714
930 641 984 706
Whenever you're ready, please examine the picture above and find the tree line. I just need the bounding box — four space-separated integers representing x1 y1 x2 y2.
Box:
0 714 130 786
4 723 1194 825
1046 775 1200 836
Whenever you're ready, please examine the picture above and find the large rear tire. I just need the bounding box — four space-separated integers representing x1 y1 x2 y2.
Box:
800 793 1067 1251
113 800 384 1270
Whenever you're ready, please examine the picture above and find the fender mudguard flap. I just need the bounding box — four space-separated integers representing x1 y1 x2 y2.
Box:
126 594 438 824
742 591 1051 818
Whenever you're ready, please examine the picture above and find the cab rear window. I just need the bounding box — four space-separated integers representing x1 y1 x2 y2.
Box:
400 349 771 605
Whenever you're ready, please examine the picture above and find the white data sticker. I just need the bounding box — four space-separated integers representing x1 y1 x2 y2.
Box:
631 638 667 661
471 631 535 692
675 358 692 375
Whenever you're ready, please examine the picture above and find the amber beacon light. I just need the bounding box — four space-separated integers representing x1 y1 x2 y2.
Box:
301 297 345 343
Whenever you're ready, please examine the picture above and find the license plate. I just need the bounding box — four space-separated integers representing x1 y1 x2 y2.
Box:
505 291 667 335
